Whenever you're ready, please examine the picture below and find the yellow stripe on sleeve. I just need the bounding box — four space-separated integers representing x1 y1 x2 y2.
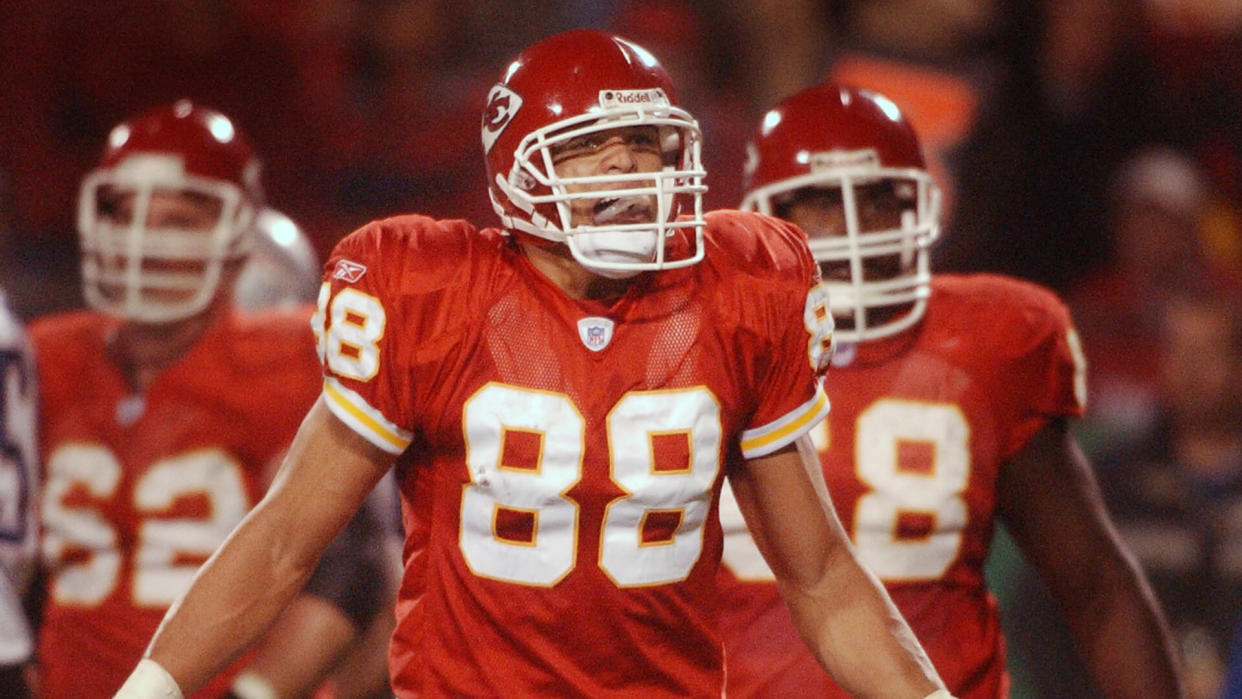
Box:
323 380 411 453
740 388 830 457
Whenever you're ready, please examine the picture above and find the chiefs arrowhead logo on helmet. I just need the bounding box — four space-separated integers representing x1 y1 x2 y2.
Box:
482 85 522 154
485 94 510 126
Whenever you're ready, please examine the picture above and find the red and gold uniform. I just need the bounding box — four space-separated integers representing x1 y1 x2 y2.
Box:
32 309 321 699
718 274 1087 698
316 210 833 698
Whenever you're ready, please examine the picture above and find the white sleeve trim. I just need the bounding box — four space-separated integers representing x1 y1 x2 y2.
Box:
322 377 413 455
739 381 830 458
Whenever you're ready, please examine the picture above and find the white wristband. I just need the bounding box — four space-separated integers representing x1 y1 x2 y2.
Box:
230 670 280 699
113 658 184 699
923 690 957 699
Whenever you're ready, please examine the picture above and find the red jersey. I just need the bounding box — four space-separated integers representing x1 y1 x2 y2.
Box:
316 210 833 698
32 308 322 699
718 274 1086 698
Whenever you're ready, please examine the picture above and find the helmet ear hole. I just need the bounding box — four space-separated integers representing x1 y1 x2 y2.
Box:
660 126 682 154
513 169 536 192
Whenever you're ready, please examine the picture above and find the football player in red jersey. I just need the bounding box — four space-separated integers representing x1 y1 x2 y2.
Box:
113 31 954 699
716 82 1184 698
30 101 392 699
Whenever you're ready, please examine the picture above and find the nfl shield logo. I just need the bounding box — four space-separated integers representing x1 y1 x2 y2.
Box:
577 316 615 352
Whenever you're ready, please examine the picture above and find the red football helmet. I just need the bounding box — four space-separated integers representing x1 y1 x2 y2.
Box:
483 29 706 275
77 99 263 322
741 83 941 342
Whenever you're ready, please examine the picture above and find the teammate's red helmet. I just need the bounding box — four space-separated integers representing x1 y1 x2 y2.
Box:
741 84 941 342
78 99 263 322
482 29 706 274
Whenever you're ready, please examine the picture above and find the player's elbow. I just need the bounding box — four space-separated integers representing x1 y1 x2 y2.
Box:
1054 545 1148 626
774 532 856 602
233 497 334 591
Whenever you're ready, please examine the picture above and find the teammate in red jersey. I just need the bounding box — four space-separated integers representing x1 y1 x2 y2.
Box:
31 101 390 698
112 31 953 699
716 82 1183 698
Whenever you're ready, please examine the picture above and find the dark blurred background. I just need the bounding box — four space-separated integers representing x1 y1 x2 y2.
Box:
3 1 1241 697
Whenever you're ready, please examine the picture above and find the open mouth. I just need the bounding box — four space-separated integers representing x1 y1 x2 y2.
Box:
592 195 653 225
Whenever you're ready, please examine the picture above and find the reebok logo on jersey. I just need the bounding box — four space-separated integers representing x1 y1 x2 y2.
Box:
333 259 367 283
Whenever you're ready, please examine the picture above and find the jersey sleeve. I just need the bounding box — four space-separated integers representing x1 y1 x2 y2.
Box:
315 216 482 454
717 212 833 459
998 280 1088 459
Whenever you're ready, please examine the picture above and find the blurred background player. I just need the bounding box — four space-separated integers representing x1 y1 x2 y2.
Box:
0 288 39 698
30 100 393 698
716 82 1182 698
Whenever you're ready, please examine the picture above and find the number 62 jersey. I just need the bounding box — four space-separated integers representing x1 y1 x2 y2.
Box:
30 308 322 698
315 210 832 698
717 273 1087 698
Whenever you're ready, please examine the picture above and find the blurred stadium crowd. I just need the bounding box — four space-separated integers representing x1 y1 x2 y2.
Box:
2 0 1242 697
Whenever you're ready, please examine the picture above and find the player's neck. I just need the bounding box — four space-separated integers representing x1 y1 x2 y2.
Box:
518 241 632 302
106 303 226 393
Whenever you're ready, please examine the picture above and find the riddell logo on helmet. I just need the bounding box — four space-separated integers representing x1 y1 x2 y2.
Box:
113 153 189 180
482 84 523 154
598 89 669 110
809 149 880 172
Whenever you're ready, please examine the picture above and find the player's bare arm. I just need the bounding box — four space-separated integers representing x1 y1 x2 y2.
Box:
997 419 1184 698
231 483 400 699
125 398 392 696
728 434 946 699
